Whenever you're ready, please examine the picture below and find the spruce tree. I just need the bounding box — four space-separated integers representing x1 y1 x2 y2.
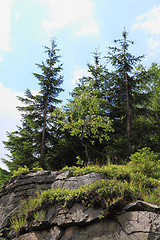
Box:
106 30 150 159
3 39 64 170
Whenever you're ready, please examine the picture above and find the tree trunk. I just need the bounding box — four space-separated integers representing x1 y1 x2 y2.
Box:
80 138 91 165
124 72 131 153
40 95 48 165
124 33 131 154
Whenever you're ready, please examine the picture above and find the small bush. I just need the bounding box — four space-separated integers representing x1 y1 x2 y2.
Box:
32 167 43 172
13 166 29 177
129 147 160 178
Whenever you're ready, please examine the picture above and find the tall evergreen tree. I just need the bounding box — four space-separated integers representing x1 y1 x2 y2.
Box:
71 50 108 100
106 30 150 159
3 39 64 170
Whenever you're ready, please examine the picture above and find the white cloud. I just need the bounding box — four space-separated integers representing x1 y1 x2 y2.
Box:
71 67 90 85
76 20 99 37
0 83 39 169
41 0 99 37
0 82 23 169
71 68 84 85
0 82 22 119
132 5 160 35
132 5 160 50
148 37 160 49
0 0 13 51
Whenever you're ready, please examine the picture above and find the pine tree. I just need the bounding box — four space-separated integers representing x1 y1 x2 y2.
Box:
71 50 108 100
3 39 64 170
106 30 150 159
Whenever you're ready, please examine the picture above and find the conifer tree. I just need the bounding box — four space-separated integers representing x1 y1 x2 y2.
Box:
3 39 64 170
106 30 150 159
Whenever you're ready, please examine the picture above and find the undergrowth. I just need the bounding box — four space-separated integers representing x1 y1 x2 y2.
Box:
10 148 160 233
10 163 160 233
12 166 43 177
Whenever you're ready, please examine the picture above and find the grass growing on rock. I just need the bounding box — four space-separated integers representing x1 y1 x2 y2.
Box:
10 150 160 233
11 176 141 232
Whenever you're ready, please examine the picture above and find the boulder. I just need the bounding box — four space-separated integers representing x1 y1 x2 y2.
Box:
0 170 159 239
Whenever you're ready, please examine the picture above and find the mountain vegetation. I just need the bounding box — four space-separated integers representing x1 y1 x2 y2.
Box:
1 31 160 190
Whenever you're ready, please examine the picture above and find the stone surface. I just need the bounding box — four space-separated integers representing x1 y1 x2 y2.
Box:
0 170 58 231
0 170 159 240
51 172 105 190
51 203 105 227
14 226 62 240
123 200 160 213
117 211 160 236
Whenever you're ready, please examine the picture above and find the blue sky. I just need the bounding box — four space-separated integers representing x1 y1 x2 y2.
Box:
1 0 160 169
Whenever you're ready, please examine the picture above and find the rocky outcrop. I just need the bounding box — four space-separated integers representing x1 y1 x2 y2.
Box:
0 170 159 239
0 170 58 231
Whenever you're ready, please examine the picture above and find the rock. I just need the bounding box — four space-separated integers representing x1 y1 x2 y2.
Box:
122 200 160 214
0 170 58 231
51 203 105 227
51 172 105 190
60 211 160 240
0 170 159 239
117 211 160 236
61 218 122 240
54 170 72 180
14 226 62 240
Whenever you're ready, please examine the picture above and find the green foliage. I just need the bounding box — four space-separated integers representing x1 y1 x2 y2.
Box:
10 217 27 232
32 162 43 172
13 166 29 177
12 165 43 177
105 30 151 160
10 161 160 233
21 195 41 215
0 168 12 188
32 167 43 172
61 91 113 164
33 210 46 221
3 32 160 170
76 156 84 167
129 147 160 178
64 91 112 141
3 38 64 171
66 164 131 180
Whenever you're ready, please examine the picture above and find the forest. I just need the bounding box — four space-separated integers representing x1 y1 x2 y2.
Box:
0 30 160 186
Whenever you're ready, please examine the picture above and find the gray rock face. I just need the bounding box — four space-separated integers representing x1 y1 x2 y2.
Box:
14 210 160 240
0 170 58 230
0 170 159 240
51 172 105 190
14 226 62 240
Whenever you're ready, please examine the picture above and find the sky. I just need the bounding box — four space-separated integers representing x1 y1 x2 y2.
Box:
1 0 160 170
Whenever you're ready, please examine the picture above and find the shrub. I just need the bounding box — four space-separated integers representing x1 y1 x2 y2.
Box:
13 166 29 177
129 147 160 178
